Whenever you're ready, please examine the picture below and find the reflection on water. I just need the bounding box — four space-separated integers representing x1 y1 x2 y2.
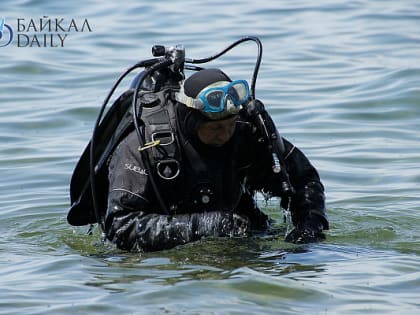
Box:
1 0 420 314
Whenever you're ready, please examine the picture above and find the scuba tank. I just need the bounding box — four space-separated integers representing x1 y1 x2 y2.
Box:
67 36 293 231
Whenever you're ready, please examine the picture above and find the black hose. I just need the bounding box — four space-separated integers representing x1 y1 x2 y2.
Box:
90 63 145 231
186 36 263 99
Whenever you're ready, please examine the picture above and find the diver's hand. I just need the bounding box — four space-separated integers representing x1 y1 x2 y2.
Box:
284 215 325 244
220 213 251 237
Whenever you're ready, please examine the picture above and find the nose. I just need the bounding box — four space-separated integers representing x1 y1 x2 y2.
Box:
215 131 230 143
213 124 234 143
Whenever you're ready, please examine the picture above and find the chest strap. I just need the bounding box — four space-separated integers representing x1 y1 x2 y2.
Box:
140 89 181 182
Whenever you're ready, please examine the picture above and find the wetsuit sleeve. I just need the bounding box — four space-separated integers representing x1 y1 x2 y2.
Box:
105 205 250 251
281 139 329 230
250 137 329 231
104 131 250 252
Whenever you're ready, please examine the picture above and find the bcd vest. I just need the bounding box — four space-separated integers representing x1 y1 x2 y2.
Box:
139 89 246 214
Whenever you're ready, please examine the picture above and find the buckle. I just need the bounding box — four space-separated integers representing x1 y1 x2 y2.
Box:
156 159 180 180
151 131 175 146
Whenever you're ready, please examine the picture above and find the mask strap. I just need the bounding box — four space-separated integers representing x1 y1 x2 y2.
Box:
174 85 203 110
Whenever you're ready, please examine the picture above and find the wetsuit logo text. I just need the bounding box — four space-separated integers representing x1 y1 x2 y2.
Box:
124 163 148 175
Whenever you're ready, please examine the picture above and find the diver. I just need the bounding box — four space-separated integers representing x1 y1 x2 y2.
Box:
104 68 328 251
67 37 328 252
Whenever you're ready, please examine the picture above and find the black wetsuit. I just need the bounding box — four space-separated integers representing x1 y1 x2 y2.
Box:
105 105 328 251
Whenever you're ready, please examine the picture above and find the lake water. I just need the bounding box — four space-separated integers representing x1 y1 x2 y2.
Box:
1 0 419 314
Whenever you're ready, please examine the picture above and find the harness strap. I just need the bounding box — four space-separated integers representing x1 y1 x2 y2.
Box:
140 91 246 214
139 89 184 212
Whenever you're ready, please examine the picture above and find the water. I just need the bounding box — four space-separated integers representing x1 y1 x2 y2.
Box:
1 0 419 314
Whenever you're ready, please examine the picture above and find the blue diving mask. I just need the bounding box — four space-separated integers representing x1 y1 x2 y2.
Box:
175 80 250 120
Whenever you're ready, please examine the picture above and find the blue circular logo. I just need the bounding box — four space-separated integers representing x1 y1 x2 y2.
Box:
0 18 14 47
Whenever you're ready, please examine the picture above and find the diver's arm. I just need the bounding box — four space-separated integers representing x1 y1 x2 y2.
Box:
278 139 328 243
254 137 328 243
280 139 328 229
105 191 250 251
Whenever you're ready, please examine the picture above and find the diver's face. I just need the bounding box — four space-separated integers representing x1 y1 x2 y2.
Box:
197 115 237 146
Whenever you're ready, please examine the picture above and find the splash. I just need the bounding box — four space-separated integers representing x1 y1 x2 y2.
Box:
282 197 294 237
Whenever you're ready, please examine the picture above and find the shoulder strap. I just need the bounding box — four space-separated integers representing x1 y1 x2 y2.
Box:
141 89 181 181
139 89 186 212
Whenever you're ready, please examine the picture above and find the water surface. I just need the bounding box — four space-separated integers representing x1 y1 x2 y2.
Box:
1 0 419 314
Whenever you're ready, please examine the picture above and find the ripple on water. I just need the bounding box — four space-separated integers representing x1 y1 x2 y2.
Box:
1 1 419 315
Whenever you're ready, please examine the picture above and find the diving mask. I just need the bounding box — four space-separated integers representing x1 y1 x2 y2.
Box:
175 80 250 120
